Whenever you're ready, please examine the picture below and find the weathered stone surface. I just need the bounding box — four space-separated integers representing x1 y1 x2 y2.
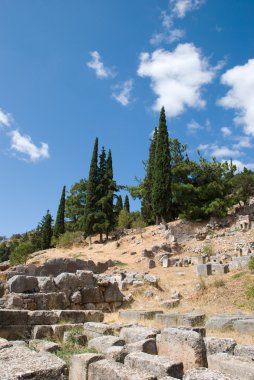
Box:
195 264 212 277
0 325 31 340
0 338 12 350
183 367 235 379
206 315 242 331
233 319 254 334
211 264 229 274
76 270 94 286
88 335 125 354
33 292 70 310
83 322 114 338
125 351 183 379
5 294 24 309
0 309 28 326
28 310 58 325
155 312 205 328
105 346 127 363
52 323 83 341
144 274 159 286
204 337 236 355
161 300 180 309
56 309 103 324
54 272 81 292
125 339 157 355
8 275 38 293
29 339 60 353
0 345 67 379
88 359 157 380
81 286 104 303
37 276 56 293
119 310 162 322
32 325 53 339
158 328 207 370
71 290 82 304
234 344 254 360
120 326 159 344
63 330 87 346
104 283 124 302
208 353 254 380
69 353 104 380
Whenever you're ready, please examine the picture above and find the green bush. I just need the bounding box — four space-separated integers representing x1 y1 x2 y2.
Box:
246 284 254 299
117 209 132 229
202 243 214 257
248 257 254 272
9 241 34 265
55 231 85 248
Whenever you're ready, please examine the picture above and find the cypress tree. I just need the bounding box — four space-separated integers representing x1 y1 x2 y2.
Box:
141 128 157 224
84 138 99 239
41 210 53 249
152 107 172 224
115 195 123 216
105 149 115 239
54 186 66 238
124 195 130 213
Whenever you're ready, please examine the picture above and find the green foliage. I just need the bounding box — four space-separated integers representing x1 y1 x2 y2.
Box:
64 327 84 344
131 214 146 229
54 186 66 238
246 284 254 300
55 231 85 248
9 241 34 265
124 195 130 213
0 242 11 262
212 278 225 288
65 179 87 230
202 243 214 257
31 210 53 251
56 343 96 367
115 195 123 216
152 107 172 223
248 257 254 272
230 168 254 205
118 208 132 229
231 271 246 279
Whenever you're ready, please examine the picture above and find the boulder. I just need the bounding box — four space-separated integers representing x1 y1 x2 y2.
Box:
204 337 236 355
208 353 254 380
29 339 60 353
125 352 183 378
104 282 124 303
37 276 56 292
158 328 207 370
120 326 159 344
83 322 114 338
7 275 38 293
69 353 104 380
234 344 254 360
183 367 235 379
88 335 125 354
125 339 157 355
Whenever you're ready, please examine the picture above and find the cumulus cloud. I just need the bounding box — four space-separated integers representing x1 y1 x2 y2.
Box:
10 130 49 162
112 79 133 106
87 51 114 78
150 28 185 45
0 108 12 127
137 43 215 117
221 126 232 137
230 160 254 172
187 119 203 133
232 136 253 149
218 59 254 136
170 0 206 18
198 142 243 159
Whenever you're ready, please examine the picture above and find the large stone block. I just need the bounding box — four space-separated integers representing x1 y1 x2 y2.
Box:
125 352 183 379
234 344 254 360
81 286 104 303
55 310 103 324
104 283 124 302
204 337 236 355
158 328 207 370
208 353 254 380
88 335 125 354
37 276 56 292
195 264 212 277
83 322 113 339
28 310 58 325
0 325 31 340
32 325 53 340
76 270 94 286
7 275 38 293
52 323 84 341
211 264 229 274
69 353 104 380
206 315 242 331
119 310 162 322
120 326 159 344
125 339 157 355
33 292 70 310
0 309 28 326
29 339 60 353
155 312 206 328
88 359 157 380
183 367 235 379
233 319 254 334
54 272 81 292
0 344 67 379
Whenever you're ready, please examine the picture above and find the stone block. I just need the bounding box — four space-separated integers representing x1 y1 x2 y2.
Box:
37 276 56 292
155 313 178 327
120 326 159 344
204 337 236 355
88 335 125 354
88 359 157 380
104 282 124 302
29 339 60 353
195 264 212 277
55 310 103 324
0 345 67 379
52 323 83 341
234 344 254 360
106 346 127 363
69 353 104 380
183 367 235 379
206 315 242 331
28 310 58 325
211 264 229 274
83 322 114 338
125 352 183 379
32 325 53 339
161 299 180 309
81 286 104 303
33 292 70 310
233 319 254 334
119 310 163 322
54 272 81 292
208 353 254 380
0 309 28 326
7 275 38 293
76 270 95 286
158 328 207 370
125 339 157 355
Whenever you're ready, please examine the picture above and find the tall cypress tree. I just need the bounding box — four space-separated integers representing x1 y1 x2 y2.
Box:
54 186 66 238
124 195 130 213
105 149 115 238
115 195 123 216
41 210 53 249
141 128 157 224
152 107 172 223
84 138 99 239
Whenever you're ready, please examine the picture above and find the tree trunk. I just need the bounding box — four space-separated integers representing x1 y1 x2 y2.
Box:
99 232 103 243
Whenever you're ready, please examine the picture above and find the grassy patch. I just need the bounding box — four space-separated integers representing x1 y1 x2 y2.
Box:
202 243 214 257
56 343 96 366
113 260 128 267
212 278 225 288
246 284 254 300
231 271 246 280
248 257 254 272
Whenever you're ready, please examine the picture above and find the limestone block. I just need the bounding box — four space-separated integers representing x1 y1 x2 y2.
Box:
183 367 236 379
32 325 53 339
206 315 243 331
0 309 28 326
208 353 254 380
54 272 81 292
29 339 60 353
83 322 113 338
88 335 125 354
233 319 254 334
81 286 104 303
76 270 95 286
69 353 104 380
195 264 212 277
125 339 157 355
33 292 70 310
28 310 58 325
160 299 180 309
234 344 254 360
204 337 236 355
105 346 127 363
119 310 162 322
158 328 208 370
8 275 38 293
52 323 83 341
37 276 56 292
125 352 183 379
120 326 159 344
104 282 124 302
211 264 229 274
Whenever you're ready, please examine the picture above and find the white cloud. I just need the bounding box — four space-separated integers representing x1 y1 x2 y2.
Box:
150 29 185 45
211 145 242 159
10 130 49 162
137 43 215 117
161 10 173 29
170 0 205 18
187 119 203 133
232 136 253 149
87 51 114 78
0 108 12 127
112 79 133 106
230 160 254 172
221 126 232 137
218 59 254 136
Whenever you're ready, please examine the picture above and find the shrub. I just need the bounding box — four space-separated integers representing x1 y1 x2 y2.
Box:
248 257 254 272
118 209 132 229
212 278 225 288
9 241 34 265
246 284 254 299
55 231 85 248
202 243 214 257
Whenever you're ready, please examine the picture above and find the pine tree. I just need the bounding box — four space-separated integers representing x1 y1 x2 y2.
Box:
54 186 66 238
84 138 99 240
115 195 123 216
152 107 172 224
124 195 130 213
141 128 157 224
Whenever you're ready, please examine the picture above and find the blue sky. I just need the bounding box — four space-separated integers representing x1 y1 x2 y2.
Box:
1 0 254 237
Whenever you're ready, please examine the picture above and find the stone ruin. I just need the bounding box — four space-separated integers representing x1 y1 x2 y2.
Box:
238 215 252 231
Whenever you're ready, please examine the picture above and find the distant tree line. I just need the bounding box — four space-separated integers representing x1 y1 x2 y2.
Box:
2 106 254 264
